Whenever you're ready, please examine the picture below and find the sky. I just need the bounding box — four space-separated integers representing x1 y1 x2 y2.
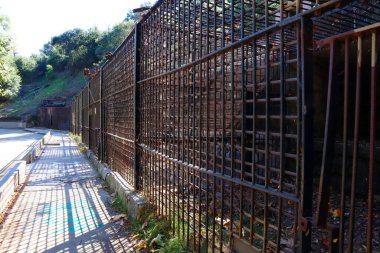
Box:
0 0 150 56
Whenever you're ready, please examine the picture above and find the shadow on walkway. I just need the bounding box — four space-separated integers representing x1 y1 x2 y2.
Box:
0 133 133 253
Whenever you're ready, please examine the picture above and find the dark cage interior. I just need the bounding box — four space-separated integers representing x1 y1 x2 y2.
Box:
71 0 380 252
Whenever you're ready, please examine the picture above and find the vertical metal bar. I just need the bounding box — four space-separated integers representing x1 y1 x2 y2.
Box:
198 0 203 250
277 28 284 253
348 35 362 253
316 40 339 227
100 67 104 161
81 90 84 141
264 31 269 253
175 1 182 238
205 0 210 249
264 0 269 250
172 0 180 239
229 0 235 243
220 0 226 250
299 17 314 253
180 0 185 242
212 1 217 250
190 0 197 248
367 31 377 253
339 38 349 253
162 3 168 227
134 24 141 190
185 0 191 246
239 0 245 241
167 1 174 233
250 0 257 246
276 1 284 251
88 83 90 148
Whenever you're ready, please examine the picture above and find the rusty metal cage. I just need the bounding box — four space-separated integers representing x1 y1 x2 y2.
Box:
82 86 90 145
71 0 380 252
88 72 101 157
137 1 305 251
101 32 136 185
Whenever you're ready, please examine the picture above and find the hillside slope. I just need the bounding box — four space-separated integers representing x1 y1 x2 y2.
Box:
0 71 86 121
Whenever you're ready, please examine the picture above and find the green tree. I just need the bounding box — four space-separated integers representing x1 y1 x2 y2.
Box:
124 1 152 22
0 14 21 100
95 20 134 60
42 28 102 72
14 56 37 83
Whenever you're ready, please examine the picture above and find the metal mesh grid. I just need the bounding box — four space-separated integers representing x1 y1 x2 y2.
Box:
70 1 379 252
101 33 136 185
137 0 303 250
82 86 90 145
89 73 101 156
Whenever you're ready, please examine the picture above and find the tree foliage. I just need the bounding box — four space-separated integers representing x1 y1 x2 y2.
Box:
10 3 152 92
14 56 37 83
42 28 102 72
95 20 134 60
0 14 21 100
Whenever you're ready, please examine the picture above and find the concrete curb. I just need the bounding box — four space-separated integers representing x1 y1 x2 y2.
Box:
84 149 146 221
0 161 26 216
0 121 26 129
0 131 50 219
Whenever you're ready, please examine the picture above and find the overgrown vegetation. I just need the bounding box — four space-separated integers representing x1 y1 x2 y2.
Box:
0 13 21 101
14 21 134 84
1 2 151 118
111 195 188 252
14 2 153 84
69 133 86 153
1 70 85 117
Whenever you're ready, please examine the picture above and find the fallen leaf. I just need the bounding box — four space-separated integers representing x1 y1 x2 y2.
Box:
131 234 140 240
110 214 127 222
223 218 231 228
135 240 147 250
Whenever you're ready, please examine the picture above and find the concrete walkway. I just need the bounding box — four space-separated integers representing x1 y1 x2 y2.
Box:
0 133 134 253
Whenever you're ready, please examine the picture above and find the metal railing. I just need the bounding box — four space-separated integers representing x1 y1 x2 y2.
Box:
71 1 380 252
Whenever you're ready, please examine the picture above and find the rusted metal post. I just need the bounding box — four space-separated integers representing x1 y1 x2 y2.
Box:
81 90 84 139
88 82 91 149
316 40 340 228
367 31 377 253
299 17 314 253
99 67 104 162
348 35 362 253
339 38 349 253
134 23 141 190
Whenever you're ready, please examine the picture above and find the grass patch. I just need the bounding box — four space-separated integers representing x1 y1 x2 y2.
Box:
2 71 86 118
110 195 128 213
109 192 188 252
69 133 82 144
69 133 86 153
128 210 187 253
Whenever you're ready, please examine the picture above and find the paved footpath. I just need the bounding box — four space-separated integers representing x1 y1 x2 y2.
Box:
0 132 133 253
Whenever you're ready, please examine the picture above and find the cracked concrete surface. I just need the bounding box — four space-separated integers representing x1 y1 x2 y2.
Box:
0 132 134 253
